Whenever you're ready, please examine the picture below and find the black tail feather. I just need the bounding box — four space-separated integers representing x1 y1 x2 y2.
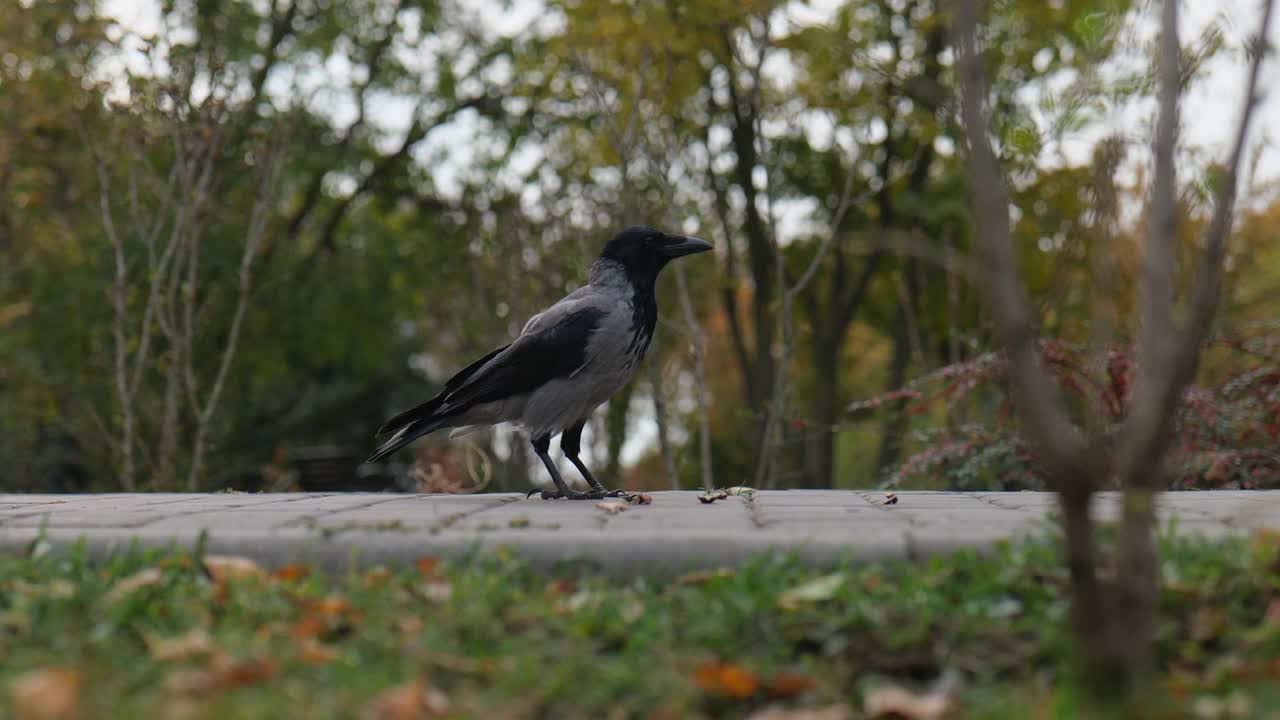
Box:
369 397 452 462
366 415 446 463
376 397 444 437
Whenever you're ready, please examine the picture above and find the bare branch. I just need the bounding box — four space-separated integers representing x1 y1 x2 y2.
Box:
1117 0 1275 485
93 150 136 491
1115 0 1181 481
1179 0 1275 362
954 0 1093 484
187 142 285 489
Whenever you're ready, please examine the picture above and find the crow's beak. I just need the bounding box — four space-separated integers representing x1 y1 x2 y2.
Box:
660 235 713 258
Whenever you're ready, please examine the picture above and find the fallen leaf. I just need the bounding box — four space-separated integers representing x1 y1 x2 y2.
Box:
415 557 440 578
420 579 453 604
290 614 328 641
767 671 818 698
147 629 215 662
564 589 597 613
108 567 163 601
313 596 357 617
202 555 265 584
545 578 576 597
726 486 756 496
1191 606 1227 643
629 493 654 505
217 656 277 689
396 616 425 634
596 500 629 514
746 705 850 720
698 491 730 504
884 493 899 506
365 566 395 587
270 564 311 583
863 683 956 719
299 640 340 664
694 662 759 699
361 681 451 720
10 667 81 720
165 654 276 694
291 596 361 642
166 668 219 696
779 573 846 610
678 567 735 585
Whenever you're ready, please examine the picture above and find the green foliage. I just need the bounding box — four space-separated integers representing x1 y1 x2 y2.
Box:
869 333 1280 491
0 0 1271 491
2 530 1280 717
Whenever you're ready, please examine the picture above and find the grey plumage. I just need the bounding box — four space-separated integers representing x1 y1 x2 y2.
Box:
369 226 712 499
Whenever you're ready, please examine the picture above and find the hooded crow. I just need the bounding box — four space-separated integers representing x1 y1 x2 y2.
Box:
368 226 713 499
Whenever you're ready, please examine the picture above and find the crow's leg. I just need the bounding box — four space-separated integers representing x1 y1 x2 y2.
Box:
530 433 588 500
560 421 629 499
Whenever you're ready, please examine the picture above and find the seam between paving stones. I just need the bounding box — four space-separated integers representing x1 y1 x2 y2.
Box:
124 494 444 531
744 493 766 529
852 491 916 526
297 494 521 534
969 493 1033 512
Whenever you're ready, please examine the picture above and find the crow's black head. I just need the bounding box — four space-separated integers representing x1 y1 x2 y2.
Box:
599 226 712 276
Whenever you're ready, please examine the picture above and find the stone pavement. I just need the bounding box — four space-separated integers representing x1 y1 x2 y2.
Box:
1 491 1276 574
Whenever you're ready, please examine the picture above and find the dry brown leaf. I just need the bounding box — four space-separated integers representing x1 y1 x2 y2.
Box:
746 705 851 720
365 567 395 587
396 616 425 634
778 573 846 610
166 652 278 696
678 567 735 585
420 579 453 604
361 681 451 720
863 684 956 720
216 656 278 690
1191 606 1228 643
629 493 654 505
166 668 219 696
415 557 440 578
595 500 629 514
299 640 340 664
269 564 311 583
694 662 759 699
766 671 818 698
202 555 266 584
289 614 328 641
544 578 576 597
313 596 357 617
108 567 163 601
147 629 215 662
10 667 81 720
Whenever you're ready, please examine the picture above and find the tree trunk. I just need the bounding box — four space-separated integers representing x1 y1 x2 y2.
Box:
804 334 841 489
875 301 912 475
603 382 633 485
1058 483 1158 701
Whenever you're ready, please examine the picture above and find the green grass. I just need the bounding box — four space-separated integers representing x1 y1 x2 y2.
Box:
2 529 1280 719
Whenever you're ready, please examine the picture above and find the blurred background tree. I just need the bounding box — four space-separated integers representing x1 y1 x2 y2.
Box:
1 0 1276 494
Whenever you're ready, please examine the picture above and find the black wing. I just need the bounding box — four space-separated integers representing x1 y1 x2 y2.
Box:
375 343 509 436
436 306 605 410
375 305 605 438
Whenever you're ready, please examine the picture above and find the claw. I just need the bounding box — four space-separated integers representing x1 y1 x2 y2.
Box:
586 489 635 501
531 489 590 500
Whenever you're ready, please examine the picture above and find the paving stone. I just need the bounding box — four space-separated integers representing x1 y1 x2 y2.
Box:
0 491 1269 574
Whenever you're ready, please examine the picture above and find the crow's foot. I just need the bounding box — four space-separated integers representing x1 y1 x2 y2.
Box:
527 488 591 500
585 488 633 500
